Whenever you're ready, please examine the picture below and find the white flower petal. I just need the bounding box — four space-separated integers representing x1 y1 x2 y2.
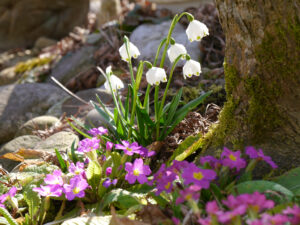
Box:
167 43 187 63
106 66 112 75
183 60 201 79
104 75 124 92
186 20 209 42
146 67 167 86
119 42 140 62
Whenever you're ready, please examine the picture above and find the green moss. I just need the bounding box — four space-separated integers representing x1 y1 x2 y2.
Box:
14 57 53 74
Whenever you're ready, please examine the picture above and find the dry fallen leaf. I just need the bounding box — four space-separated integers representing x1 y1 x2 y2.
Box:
0 152 24 162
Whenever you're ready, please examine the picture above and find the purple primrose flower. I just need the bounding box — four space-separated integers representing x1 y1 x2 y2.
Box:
69 162 86 178
182 162 216 188
103 178 118 188
44 170 64 186
283 205 300 225
63 176 89 200
176 185 201 204
77 137 100 153
106 167 112 176
115 141 143 156
33 185 62 197
125 158 151 184
245 146 278 169
106 141 114 151
200 156 221 169
0 187 17 204
221 147 246 171
88 126 108 136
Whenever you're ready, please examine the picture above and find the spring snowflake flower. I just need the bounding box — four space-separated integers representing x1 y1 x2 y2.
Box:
115 140 143 156
182 162 216 188
119 42 140 62
104 74 124 93
183 59 201 79
221 147 246 171
245 146 278 169
77 137 100 153
167 43 187 63
146 67 167 85
44 170 64 186
63 176 89 200
33 185 62 197
125 158 151 184
186 20 209 42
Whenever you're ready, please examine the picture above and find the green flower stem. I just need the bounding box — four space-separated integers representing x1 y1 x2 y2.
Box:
128 61 144 139
245 159 258 173
40 196 50 225
124 36 135 86
156 54 185 140
154 85 160 140
176 12 194 23
154 38 167 66
54 200 65 221
143 84 151 113
159 14 178 68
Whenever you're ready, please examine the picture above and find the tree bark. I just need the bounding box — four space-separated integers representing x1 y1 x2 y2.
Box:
208 0 300 169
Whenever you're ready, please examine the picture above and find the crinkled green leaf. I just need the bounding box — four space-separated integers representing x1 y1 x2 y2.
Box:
86 161 102 191
235 180 294 203
23 184 41 224
272 167 300 195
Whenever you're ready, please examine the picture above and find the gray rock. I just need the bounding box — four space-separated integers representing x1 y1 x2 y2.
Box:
48 46 97 85
0 83 67 144
16 116 60 137
0 135 42 171
85 108 114 130
61 88 113 118
0 0 89 50
130 20 201 67
34 37 57 50
148 0 211 13
85 33 103 45
34 131 79 153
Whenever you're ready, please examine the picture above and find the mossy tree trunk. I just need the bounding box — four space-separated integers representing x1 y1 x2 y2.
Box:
208 0 300 169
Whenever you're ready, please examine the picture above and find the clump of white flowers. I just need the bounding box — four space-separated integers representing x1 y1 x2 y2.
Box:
119 42 140 62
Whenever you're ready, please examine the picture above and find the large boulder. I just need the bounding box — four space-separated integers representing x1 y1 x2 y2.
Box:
130 20 201 67
0 0 89 51
0 83 67 144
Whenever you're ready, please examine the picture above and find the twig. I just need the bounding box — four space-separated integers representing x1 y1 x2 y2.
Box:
50 76 89 105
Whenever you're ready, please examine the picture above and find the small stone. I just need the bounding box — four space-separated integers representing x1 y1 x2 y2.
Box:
16 116 60 137
85 108 114 130
0 135 42 171
0 67 18 86
34 131 79 153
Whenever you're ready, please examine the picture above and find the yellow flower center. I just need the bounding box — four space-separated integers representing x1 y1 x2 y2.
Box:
73 187 80 194
126 147 132 152
155 81 159 85
164 182 171 190
229 154 237 161
193 172 204 181
197 36 201 40
185 194 192 200
133 169 140 176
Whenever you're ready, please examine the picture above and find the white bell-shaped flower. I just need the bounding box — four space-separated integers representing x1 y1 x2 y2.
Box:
146 67 167 86
186 20 209 42
183 59 201 79
104 72 124 93
167 43 187 63
119 42 140 62
106 66 112 75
